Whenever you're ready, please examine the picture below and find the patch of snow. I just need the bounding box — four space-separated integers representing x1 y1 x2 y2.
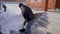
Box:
0 3 25 34
1 15 25 34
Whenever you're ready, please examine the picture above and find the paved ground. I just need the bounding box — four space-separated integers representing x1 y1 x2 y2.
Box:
37 12 60 34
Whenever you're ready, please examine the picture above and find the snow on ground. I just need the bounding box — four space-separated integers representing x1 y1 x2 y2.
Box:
0 3 25 34
5 3 21 15
1 15 25 34
0 3 22 24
